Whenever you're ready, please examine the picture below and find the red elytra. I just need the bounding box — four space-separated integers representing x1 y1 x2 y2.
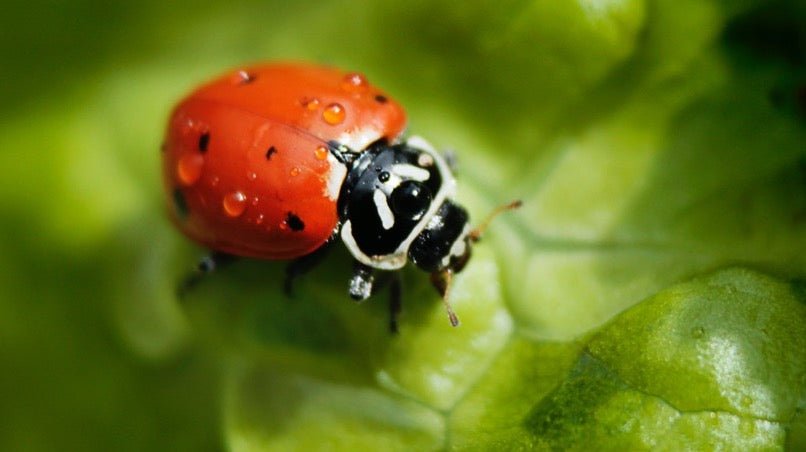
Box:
162 63 407 259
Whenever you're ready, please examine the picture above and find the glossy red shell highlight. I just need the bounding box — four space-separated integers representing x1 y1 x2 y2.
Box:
162 63 408 259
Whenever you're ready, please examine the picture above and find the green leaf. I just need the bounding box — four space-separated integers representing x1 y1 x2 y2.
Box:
517 268 806 449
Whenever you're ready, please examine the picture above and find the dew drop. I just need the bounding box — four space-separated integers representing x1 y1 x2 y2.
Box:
251 196 259 206
177 154 204 186
301 97 321 111
322 103 345 125
290 167 301 177
255 213 264 225
341 72 368 91
247 171 257 181
223 191 248 217
180 118 195 136
691 326 705 339
231 70 256 85
210 176 219 187
314 145 328 160
741 395 753 407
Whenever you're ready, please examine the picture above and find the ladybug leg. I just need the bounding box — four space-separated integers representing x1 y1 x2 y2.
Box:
284 241 334 297
348 261 375 301
359 271 401 333
178 251 237 298
388 273 402 334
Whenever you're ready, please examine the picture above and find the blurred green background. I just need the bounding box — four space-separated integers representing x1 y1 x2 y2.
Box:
2 0 805 450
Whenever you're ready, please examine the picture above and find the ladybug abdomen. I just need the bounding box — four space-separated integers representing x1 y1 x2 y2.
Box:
163 99 346 259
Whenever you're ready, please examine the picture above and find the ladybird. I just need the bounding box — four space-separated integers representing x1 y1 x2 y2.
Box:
162 62 518 330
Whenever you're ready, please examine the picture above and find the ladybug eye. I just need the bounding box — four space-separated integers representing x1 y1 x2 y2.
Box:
390 180 432 221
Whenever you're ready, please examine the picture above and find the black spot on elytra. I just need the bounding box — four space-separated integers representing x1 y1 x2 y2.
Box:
265 146 277 160
374 94 388 104
285 212 305 231
198 132 210 153
173 188 188 219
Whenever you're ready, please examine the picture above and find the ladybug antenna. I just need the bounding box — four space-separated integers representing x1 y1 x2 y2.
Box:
469 200 522 243
431 270 460 327
442 272 460 327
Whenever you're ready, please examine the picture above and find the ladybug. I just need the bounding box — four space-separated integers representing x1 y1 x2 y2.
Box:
162 62 518 330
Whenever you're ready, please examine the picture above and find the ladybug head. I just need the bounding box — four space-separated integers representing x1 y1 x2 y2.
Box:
338 136 472 275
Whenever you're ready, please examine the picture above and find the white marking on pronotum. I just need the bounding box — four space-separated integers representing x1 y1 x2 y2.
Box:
406 136 437 154
391 163 430 181
379 172 403 193
373 189 395 230
341 220 408 269
324 153 348 201
336 127 382 151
